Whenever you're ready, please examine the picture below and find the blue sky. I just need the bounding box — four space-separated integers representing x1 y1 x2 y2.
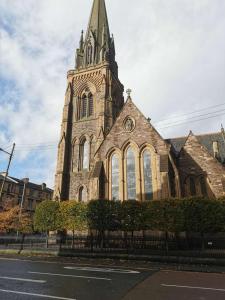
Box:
0 0 225 188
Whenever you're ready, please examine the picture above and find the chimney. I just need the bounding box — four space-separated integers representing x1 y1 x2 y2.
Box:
42 183 46 190
22 178 29 184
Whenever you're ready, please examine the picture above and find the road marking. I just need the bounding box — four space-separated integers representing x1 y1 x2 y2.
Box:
162 284 225 292
29 271 112 281
64 266 140 274
0 257 151 271
0 289 76 300
0 276 46 283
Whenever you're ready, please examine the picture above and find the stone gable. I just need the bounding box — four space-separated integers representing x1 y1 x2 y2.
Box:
179 133 225 198
96 98 169 159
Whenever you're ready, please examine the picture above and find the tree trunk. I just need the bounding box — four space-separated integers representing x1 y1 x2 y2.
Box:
46 232 49 249
165 231 169 253
131 231 134 250
18 233 25 254
90 231 93 252
201 232 205 251
72 229 75 249
100 230 104 251
142 230 146 249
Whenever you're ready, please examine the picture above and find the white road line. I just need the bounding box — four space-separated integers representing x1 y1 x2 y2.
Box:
0 289 76 300
64 266 140 274
0 276 46 283
0 257 150 271
161 284 225 292
29 271 112 281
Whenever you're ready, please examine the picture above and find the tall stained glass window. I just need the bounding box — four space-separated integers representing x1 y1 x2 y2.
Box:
143 150 153 200
111 154 119 201
82 140 89 170
126 147 136 200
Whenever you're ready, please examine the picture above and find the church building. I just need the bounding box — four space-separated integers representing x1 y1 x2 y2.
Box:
54 0 225 202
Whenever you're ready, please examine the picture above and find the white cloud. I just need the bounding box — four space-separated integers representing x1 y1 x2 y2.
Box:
0 0 225 187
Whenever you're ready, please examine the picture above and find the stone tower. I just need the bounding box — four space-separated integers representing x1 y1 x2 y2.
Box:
54 0 124 201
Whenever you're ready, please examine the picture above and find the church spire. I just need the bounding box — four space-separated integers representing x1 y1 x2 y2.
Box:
75 0 118 75
86 0 110 44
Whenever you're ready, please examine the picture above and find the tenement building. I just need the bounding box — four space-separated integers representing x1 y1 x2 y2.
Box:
0 173 53 212
54 0 225 202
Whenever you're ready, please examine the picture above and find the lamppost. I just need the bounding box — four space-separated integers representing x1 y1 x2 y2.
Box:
0 143 16 203
19 178 29 216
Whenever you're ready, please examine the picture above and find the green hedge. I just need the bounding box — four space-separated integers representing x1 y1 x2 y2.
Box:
34 197 225 235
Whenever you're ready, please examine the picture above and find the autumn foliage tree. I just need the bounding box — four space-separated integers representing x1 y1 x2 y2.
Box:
0 206 33 252
59 201 88 248
34 200 60 248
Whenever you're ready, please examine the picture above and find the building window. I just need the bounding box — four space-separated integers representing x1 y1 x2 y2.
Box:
143 150 153 200
88 93 93 117
190 177 196 196
7 184 12 193
79 186 87 202
200 176 207 196
28 199 33 211
126 147 136 200
81 94 87 118
79 93 93 119
80 139 89 171
111 154 119 201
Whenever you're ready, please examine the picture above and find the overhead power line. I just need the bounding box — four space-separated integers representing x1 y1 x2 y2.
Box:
157 112 225 130
2 103 224 149
156 108 225 127
155 102 225 124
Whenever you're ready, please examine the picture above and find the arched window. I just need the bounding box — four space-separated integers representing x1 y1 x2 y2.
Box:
143 150 153 200
80 139 89 171
72 142 76 172
81 94 87 118
111 154 119 201
200 176 207 196
79 186 87 202
88 93 93 116
190 177 196 196
126 147 136 200
79 93 94 120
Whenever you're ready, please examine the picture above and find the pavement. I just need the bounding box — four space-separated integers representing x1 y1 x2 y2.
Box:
0 256 225 299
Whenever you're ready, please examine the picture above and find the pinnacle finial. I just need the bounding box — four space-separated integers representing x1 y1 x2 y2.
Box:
79 30 84 50
222 124 225 133
126 88 132 98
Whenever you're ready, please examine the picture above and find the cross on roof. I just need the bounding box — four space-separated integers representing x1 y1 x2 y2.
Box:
126 89 132 98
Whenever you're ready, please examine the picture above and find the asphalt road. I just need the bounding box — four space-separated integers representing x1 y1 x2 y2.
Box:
0 257 225 299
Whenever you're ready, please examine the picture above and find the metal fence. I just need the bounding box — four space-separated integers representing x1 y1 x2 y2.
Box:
1 233 225 257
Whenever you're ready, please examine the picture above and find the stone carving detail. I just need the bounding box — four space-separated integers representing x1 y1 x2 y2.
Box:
124 117 135 132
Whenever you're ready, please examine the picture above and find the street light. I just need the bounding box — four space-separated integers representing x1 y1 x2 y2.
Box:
19 178 29 213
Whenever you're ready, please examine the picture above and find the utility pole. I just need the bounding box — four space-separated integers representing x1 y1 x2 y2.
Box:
19 178 29 219
222 124 225 143
0 143 16 203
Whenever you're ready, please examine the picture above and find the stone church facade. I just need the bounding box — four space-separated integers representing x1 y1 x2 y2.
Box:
54 0 225 202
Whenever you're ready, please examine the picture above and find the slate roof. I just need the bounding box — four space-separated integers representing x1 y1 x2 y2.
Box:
0 174 53 193
0 174 18 184
166 131 225 164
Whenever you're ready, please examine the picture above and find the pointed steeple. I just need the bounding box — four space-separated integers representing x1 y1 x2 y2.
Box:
86 0 110 44
75 0 118 75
